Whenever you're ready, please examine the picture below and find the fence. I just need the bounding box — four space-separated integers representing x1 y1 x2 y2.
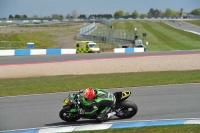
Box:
0 19 143 50
76 20 142 47
77 22 96 36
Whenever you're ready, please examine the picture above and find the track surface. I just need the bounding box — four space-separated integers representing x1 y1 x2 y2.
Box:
164 20 200 34
0 50 200 65
0 83 200 131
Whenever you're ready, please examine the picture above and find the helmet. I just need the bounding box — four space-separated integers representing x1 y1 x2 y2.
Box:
84 87 96 102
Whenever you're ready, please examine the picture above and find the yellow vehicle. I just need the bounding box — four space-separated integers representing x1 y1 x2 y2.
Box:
75 41 100 53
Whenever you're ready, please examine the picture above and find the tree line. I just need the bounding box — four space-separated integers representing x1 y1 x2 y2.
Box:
1 8 199 20
114 8 200 18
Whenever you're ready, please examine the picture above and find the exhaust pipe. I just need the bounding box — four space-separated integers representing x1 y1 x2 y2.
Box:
107 112 116 119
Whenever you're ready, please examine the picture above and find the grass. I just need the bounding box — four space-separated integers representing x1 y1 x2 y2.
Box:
110 20 200 51
0 23 14 26
73 124 200 133
1 21 199 132
19 23 77 27
1 20 200 50
184 20 200 26
0 23 80 48
0 70 200 97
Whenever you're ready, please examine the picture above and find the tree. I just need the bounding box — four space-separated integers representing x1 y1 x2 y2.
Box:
105 14 113 18
44 16 51 19
164 8 178 17
161 12 165 17
72 10 78 19
172 11 179 17
154 9 162 17
33 15 38 19
132 10 139 18
148 8 161 17
164 8 173 16
78 14 86 19
52 14 60 19
125 12 130 16
66 14 72 18
89 14 94 18
14 14 21 19
21 15 27 19
191 8 200 15
9 14 14 19
148 8 155 17
114 10 124 18
140 13 148 18
88 14 112 19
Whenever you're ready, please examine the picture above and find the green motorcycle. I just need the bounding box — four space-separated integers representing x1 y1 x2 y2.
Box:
59 90 138 122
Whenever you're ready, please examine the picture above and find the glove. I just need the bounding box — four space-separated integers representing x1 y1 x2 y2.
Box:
78 108 85 114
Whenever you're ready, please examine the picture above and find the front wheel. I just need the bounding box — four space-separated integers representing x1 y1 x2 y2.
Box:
116 100 138 119
59 109 80 122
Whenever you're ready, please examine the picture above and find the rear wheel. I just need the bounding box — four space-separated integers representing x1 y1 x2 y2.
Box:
116 100 138 119
59 109 80 122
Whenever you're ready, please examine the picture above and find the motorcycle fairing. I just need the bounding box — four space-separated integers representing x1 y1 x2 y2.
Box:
121 91 131 99
114 91 131 104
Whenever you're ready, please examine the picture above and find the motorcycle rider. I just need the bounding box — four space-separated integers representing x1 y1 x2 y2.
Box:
78 87 116 121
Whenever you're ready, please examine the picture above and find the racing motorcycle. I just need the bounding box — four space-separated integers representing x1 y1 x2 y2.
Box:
59 90 138 122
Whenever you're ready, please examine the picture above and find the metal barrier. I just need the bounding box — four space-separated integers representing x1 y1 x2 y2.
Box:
76 20 138 47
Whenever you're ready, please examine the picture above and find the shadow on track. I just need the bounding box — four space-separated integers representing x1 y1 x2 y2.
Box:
45 117 122 127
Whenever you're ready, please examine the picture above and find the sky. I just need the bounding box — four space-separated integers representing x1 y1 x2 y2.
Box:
0 0 199 18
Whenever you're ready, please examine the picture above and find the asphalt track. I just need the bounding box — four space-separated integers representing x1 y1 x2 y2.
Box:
1 50 200 65
164 20 200 34
0 21 200 131
0 83 200 131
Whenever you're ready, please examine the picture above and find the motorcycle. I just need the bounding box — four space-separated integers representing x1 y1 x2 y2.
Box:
59 90 138 122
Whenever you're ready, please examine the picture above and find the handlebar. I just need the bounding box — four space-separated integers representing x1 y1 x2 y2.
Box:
73 91 83 108
78 89 84 94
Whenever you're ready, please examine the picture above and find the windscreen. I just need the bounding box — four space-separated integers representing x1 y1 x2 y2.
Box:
88 43 98 48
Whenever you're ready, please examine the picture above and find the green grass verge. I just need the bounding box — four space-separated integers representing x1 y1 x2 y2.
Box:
0 23 79 48
111 20 200 51
0 70 200 97
0 29 77 48
0 23 14 26
184 20 200 26
19 23 77 27
1 21 200 50
72 124 200 133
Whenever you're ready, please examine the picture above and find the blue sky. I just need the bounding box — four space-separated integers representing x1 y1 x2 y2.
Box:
0 0 199 18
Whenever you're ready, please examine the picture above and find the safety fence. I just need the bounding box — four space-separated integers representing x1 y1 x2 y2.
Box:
76 20 142 47
0 19 146 51
78 35 134 45
77 22 96 36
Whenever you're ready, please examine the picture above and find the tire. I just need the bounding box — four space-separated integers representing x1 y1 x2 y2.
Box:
96 113 109 123
59 109 80 122
116 100 138 119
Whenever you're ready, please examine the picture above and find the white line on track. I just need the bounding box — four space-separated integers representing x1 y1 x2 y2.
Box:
1 118 200 133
